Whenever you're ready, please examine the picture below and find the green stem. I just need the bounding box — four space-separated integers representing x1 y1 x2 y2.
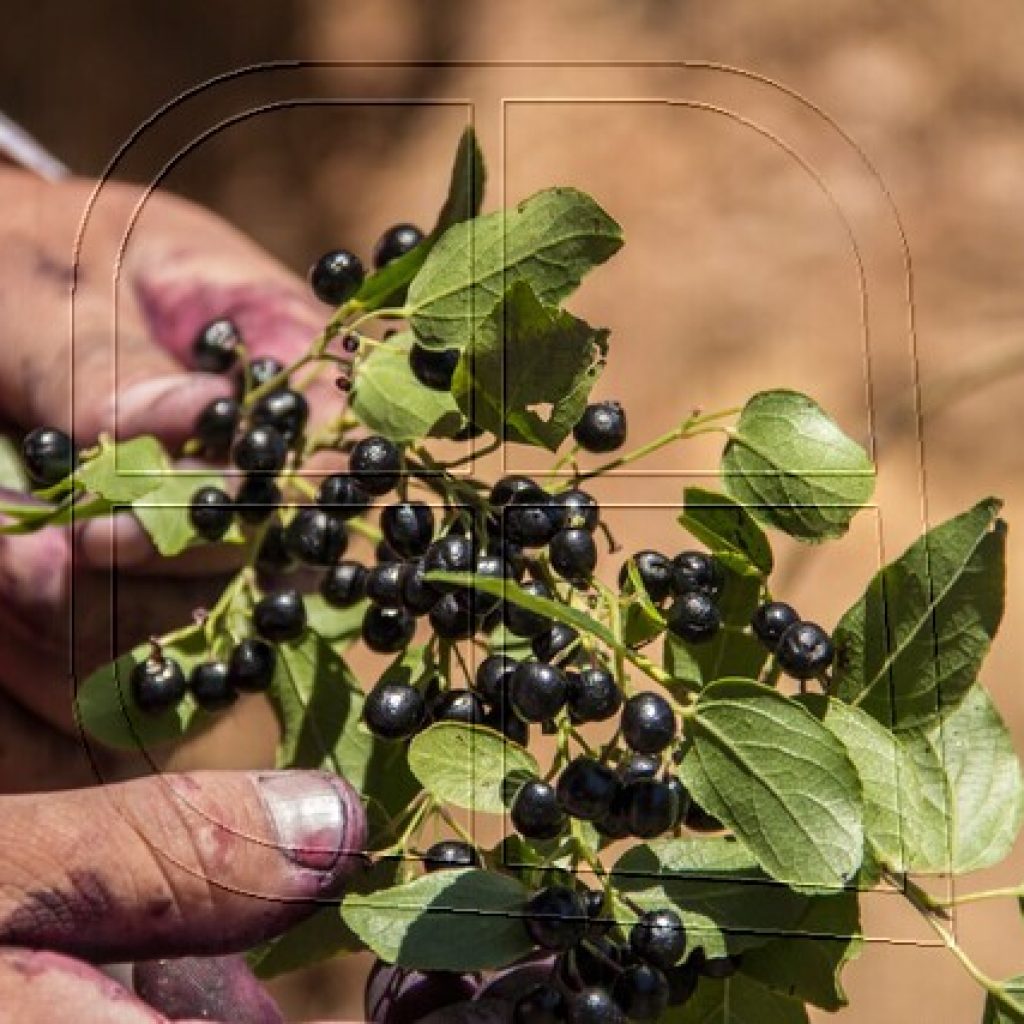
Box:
932 884 1024 908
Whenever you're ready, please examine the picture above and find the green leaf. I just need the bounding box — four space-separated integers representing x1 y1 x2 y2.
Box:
612 837 808 959
76 626 208 749
340 868 532 970
0 435 29 490
408 722 537 814
271 632 418 818
408 187 622 350
720 390 875 542
832 498 1005 730
77 435 168 503
620 559 666 648
678 680 864 891
679 487 773 575
304 595 368 644
902 686 1024 874
451 280 606 450
666 973 810 1023
739 891 862 1010
132 471 243 556
983 979 1024 1023
351 332 465 442
664 569 766 690
799 695 947 874
352 128 485 312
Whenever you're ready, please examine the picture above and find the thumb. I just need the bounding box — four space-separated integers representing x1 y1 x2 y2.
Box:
0 770 366 962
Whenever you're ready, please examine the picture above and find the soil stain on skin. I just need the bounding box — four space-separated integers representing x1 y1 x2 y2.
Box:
0 869 116 948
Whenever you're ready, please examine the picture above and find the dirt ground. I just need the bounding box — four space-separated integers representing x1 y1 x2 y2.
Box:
4 1 1024 1020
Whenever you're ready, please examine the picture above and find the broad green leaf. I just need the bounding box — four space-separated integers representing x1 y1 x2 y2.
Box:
612 837 807 959
408 722 537 814
271 632 417 818
679 487 773 575
408 187 622 350
678 680 864 891
983 978 1024 1023
351 332 465 442
720 390 874 542
832 498 1005 729
0 435 28 490
76 435 168 503
739 891 863 1010
902 687 1023 874
664 569 766 690
352 128 485 312
799 695 947 874
340 868 532 970
304 595 368 644
451 281 606 450
666 973 809 1023
133 471 242 556
76 626 208 749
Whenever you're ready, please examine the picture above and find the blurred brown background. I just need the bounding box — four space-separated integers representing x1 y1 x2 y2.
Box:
4 0 1024 1020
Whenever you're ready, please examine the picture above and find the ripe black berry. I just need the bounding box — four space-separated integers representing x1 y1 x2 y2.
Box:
484 703 530 745
381 501 435 558
283 508 348 566
310 248 365 305
251 388 309 444
524 886 588 951
194 396 239 456
475 654 516 705
256 523 296 574
621 692 676 755
568 987 625 1024
237 355 284 397
364 680 425 740
317 474 373 519
776 620 835 679
373 222 424 269
619 754 661 787
233 425 288 474
666 591 721 644
192 317 240 373
253 589 307 643
469 552 512 615
751 600 800 651
503 489 558 548
227 639 276 693
567 667 622 723
429 591 477 640
582 891 614 938
573 401 627 453
532 623 579 665
490 475 539 508
22 427 78 485
366 562 406 608
611 964 669 1022
514 983 567 1024
430 688 486 725
423 533 475 589
553 489 600 532
503 580 554 639
556 757 620 821
409 344 459 391
511 661 567 723
189 486 234 541
130 656 186 716
235 475 281 524
512 779 566 841
321 561 368 608
630 910 686 971
595 788 632 840
670 551 724 598
664 776 687 827
188 661 237 712
550 528 597 582
362 605 415 653
423 839 478 872
619 551 673 604
349 435 401 495
627 780 681 839
399 559 439 615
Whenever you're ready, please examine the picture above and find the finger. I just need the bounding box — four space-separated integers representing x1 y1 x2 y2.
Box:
0 770 367 962
134 955 283 1024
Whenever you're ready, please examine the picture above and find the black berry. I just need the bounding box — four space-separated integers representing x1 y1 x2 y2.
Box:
485 704 530 746
409 344 459 391
188 661 237 712
366 562 407 609
554 489 600 532
568 987 625 1024
130 656 187 716
504 488 558 548
310 248 365 306
364 680 425 740
474 654 516 705
751 601 800 651
621 692 676 755
381 501 435 558
192 317 240 373
429 591 477 640
256 523 296 574
317 474 373 519
556 757 620 821
22 427 78 485
194 396 239 456
373 223 424 269
227 639 276 693
350 435 401 496
524 886 588 951
619 551 673 604
423 839 478 872
362 605 415 653
627 780 681 839
430 688 486 725
567 667 622 723
503 580 553 639
512 779 566 841
237 355 284 397
511 661 567 723
573 401 627 453
321 561 368 608
550 528 597 583
283 507 348 566
670 551 724 598
619 753 661 785
490 475 540 507
252 388 309 444
423 533 475 589
532 623 580 665
470 552 512 614
514 983 567 1024
611 964 669 1022
776 620 835 679
666 591 721 644
189 486 234 541
235 475 281 524
233 425 288 474
253 589 307 643
582 890 614 938
400 559 440 615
